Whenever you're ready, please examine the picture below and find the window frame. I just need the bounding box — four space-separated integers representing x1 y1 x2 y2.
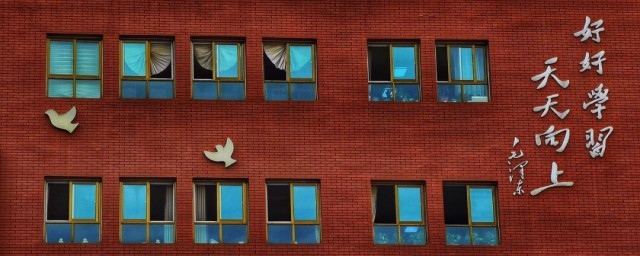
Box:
192 181 248 244
263 42 317 101
436 42 490 103
44 179 102 243
191 41 246 100
119 40 175 99
443 183 499 246
371 182 426 245
367 42 421 102
46 38 103 98
119 181 176 244
266 182 322 244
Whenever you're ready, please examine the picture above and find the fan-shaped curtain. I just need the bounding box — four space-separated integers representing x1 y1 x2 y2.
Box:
264 44 287 70
193 44 213 71
150 43 172 75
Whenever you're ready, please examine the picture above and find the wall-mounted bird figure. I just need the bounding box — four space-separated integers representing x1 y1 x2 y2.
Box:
204 138 236 168
45 106 78 134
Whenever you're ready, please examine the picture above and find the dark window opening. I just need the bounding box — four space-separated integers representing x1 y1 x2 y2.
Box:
267 185 291 221
443 185 469 225
150 184 173 221
193 53 213 79
436 46 449 81
151 63 172 79
368 46 391 81
47 183 70 220
263 52 287 81
373 185 396 224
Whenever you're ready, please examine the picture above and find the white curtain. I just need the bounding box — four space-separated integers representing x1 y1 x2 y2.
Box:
289 46 312 74
371 186 377 222
76 42 99 76
195 186 209 243
49 41 73 75
150 43 172 75
193 44 213 71
264 44 287 70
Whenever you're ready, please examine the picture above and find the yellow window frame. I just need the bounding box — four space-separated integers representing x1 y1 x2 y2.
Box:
191 41 246 100
119 181 176 243
367 43 420 102
266 182 321 244
46 38 103 98
444 184 499 246
372 183 426 245
263 42 317 101
192 181 248 244
119 40 175 99
436 43 490 103
43 180 102 243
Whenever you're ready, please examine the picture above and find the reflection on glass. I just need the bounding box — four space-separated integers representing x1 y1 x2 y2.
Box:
470 188 494 223
369 84 393 101
220 82 245 100
446 226 470 245
222 225 247 244
121 224 147 243
450 47 473 80
46 224 71 243
73 224 100 243
123 185 146 220
265 82 289 101
472 227 498 245
293 185 317 221
149 81 173 99
193 81 218 100
464 85 488 102
220 185 243 220
268 225 292 244
72 184 96 219
392 46 416 80
295 225 320 244
149 224 174 244
400 226 425 245
395 84 420 102
217 45 239 78
398 187 422 222
373 225 398 244
475 48 486 81
291 83 316 101
48 79 73 98
76 80 101 99
121 81 147 99
123 42 147 77
289 45 313 79
437 84 461 102
195 224 220 244
76 42 100 76
49 41 73 75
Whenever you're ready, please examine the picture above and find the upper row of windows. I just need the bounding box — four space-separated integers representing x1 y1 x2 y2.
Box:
47 38 489 103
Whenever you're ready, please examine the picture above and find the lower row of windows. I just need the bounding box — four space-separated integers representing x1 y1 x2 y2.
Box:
45 180 497 246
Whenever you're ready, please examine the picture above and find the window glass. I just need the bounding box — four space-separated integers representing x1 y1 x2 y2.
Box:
123 42 147 77
45 224 72 243
220 185 244 220
149 224 174 243
45 181 100 244
369 84 393 102
392 46 416 80
268 225 293 244
72 184 96 220
368 43 420 102
463 85 488 102
219 82 245 100
47 183 69 220
150 184 173 221
294 225 320 244
395 84 420 102
123 184 147 220
469 188 494 223
397 187 422 222
48 79 73 98
193 82 218 100
149 81 174 99
264 43 316 101
76 42 100 76
195 224 220 244
73 224 100 243
195 184 217 222
450 47 473 80
446 226 471 245
475 47 486 81
400 226 426 245
472 227 498 245
217 44 239 78
293 185 317 221
373 225 398 244
265 82 289 101
49 41 73 75
444 184 498 246
437 84 461 103
267 183 320 244
121 80 147 99
221 225 247 244
149 43 172 79
289 45 313 79
121 224 147 243
291 83 316 101
75 80 101 99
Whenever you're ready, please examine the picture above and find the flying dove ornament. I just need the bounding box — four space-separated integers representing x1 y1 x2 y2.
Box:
45 106 78 134
204 138 237 168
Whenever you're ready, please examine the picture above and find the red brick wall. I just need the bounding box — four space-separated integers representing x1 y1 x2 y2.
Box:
1 0 639 254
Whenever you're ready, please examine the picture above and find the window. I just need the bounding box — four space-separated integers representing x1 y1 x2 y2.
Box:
120 181 175 244
263 43 316 101
372 183 426 245
45 180 101 243
193 181 248 244
368 43 420 102
266 182 320 244
436 43 489 102
192 41 245 100
443 184 499 245
47 38 101 98
120 40 174 99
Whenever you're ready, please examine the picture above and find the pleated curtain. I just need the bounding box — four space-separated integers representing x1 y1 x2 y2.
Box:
150 43 172 76
264 44 287 70
194 186 208 243
193 44 213 71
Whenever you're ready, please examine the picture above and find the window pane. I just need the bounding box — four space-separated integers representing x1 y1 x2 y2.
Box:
193 82 218 100
121 224 147 243
121 80 147 99
437 84 461 103
49 41 73 75
289 45 313 79
123 42 147 77
446 226 471 245
149 224 174 244
195 224 219 244
373 185 396 224
72 184 96 220
395 84 420 102
220 82 245 100
76 80 101 99
76 42 100 76
470 187 495 223
373 225 398 244
392 46 416 80
436 46 449 81
369 84 393 102
368 46 391 81
267 184 291 221
450 47 473 80
217 44 239 78
150 43 172 79
295 225 320 244
150 184 173 221
221 225 247 244
400 226 426 245
475 48 486 81
464 85 488 102
123 184 146 220
48 79 73 98
293 185 317 221
268 225 292 244
47 183 69 220
195 184 217 222
45 224 71 243
398 187 422 222
264 52 287 81
443 185 468 225
291 83 316 101
193 44 213 79
220 185 244 220
472 227 498 245
265 82 289 101
149 81 173 99
73 224 100 243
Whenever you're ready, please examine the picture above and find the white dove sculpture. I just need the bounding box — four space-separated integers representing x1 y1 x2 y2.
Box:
204 138 237 168
45 106 78 134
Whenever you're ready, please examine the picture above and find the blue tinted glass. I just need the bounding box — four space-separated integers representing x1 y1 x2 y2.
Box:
121 81 147 99
463 85 488 102
450 47 473 80
49 41 73 75
220 82 245 100
76 80 101 99
373 225 398 244
123 42 147 77
46 224 71 243
295 225 320 244
193 81 218 100
392 46 416 80
220 185 243 220
470 188 494 223
149 225 174 244
473 227 498 245
121 224 147 243
293 185 317 221
222 225 247 244
400 226 425 245
437 84 461 102
123 184 146 220
446 226 471 245
72 184 96 220
76 42 100 76
195 224 220 244
369 84 393 101
149 81 173 99
268 225 292 244
291 83 316 101
217 45 239 78
48 79 73 98
475 48 486 81
265 82 289 101
289 45 313 79
73 224 100 243
398 187 422 222
395 84 420 102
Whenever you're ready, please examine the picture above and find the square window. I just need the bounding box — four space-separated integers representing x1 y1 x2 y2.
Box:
47 38 102 98
436 43 489 102
267 183 321 244
368 43 420 102
372 183 426 245
121 40 174 99
263 43 317 101
443 184 499 246
194 182 247 244
121 181 175 244
192 42 246 100
45 180 101 244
